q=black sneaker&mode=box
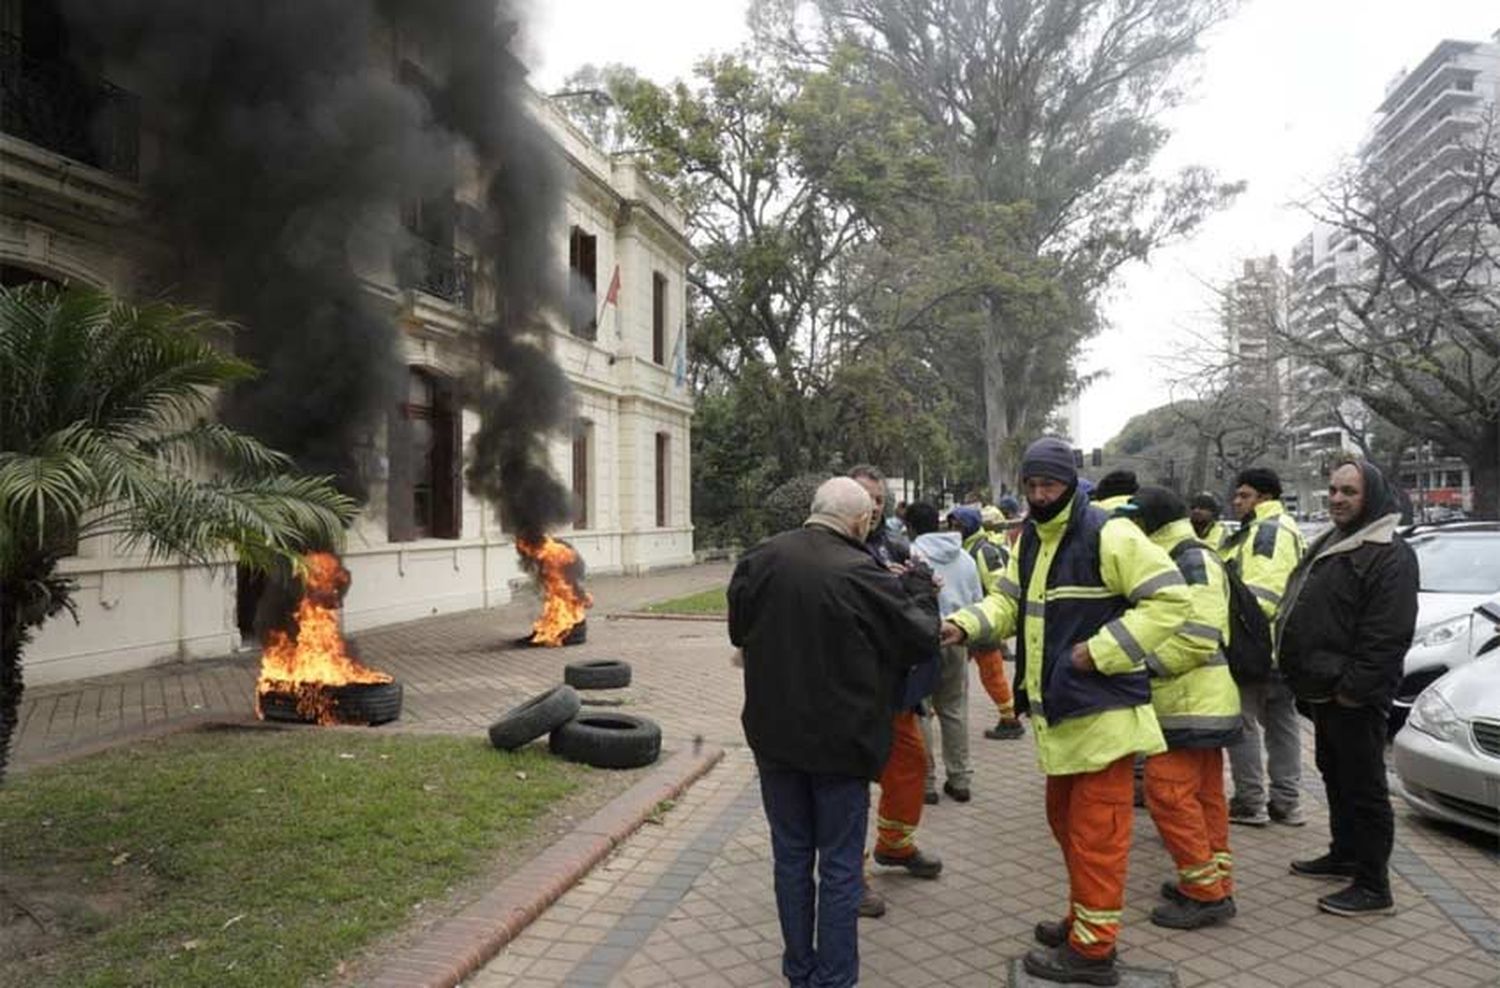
[873,847,943,879]
[1023,943,1120,986]
[1318,884,1395,917]
[924,788,940,805]
[985,719,1025,740]
[1034,918,1069,948]
[1149,895,1236,929]
[1291,854,1357,879]
[943,780,971,803]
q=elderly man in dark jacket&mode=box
[730,476,940,987]
[1275,457,1418,918]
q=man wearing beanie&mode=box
[1222,466,1307,828]
[1189,492,1227,549]
[1093,469,1139,513]
[941,437,1191,985]
[1127,487,1242,931]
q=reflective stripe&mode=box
[875,816,916,850]
[1024,599,1046,618]
[1205,650,1228,667]
[960,604,993,641]
[1156,713,1243,732]
[1047,585,1117,601]
[996,576,1023,598]
[1145,653,1168,677]
[1072,903,1122,925]
[1179,861,1220,884]
[1106,619,1147,664]
[1129,569,1185,602]
[1181,621,1222,642]
[1249,585,1282,605]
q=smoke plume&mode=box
[59,0,575,538]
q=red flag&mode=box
[603,265,621,306]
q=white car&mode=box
[1392,643,1500,837]
[1391,524,1500,735]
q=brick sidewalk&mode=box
[13,560,1499,986]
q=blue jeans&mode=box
[756,762,869,988]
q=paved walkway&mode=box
[13,561,1500,986]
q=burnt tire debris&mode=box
[259,681,403,726]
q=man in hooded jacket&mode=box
[1275,457,1418,918]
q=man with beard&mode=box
[941,437,1190,986]
[1275,458,1418,917]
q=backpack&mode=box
[1169,540,1273,684]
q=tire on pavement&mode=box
[549,713,662,769]
[563,659,632,691]
[488,685,582,751]
[259,681,404,726]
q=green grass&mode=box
[641,586,727,616]
[0,729,585,988]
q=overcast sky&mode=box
[520,0,1499,449]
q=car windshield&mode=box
[1410,533,1500,593]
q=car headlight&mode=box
[1407,687,1462,742]
[1413,614,1472,649]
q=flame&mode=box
[518,537,592,646]
[255,552,392,724]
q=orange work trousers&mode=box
[875,711,927,857]
[1045,755,1134,959]
[970,646,1015,719]
[1145,747,1232,899]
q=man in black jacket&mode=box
[730,476,940,987]
[1275,457,1418,918]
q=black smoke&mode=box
[59,0,575,538]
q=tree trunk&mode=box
[0,612,29,784]
[981,316,1014,500]
[1471,422,1499,519]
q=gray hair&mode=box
[806,477,873,537]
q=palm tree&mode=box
[0,283,358,781]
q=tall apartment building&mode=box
[1222,254,1288,424]
[1283,31,1499,516]
[1,4,697,684]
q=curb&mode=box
[605,611,727,623]
[363,743,726,988]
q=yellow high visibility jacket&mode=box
[962,530,1010,596]
[1145,519,1242,749]
[1196,520,1228,552]
[949,495,1189,775]
[1220,500,1305,621]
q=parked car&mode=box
[1392,640,1500,837]
[1390,523,1500,736]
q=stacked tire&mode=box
[486,659,660,769]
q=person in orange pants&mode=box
[873,710,943,878]
[1044,755,1136,958]
[1147,748,1233,903]
[973,644,1024,739]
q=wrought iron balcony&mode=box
[0,33,139,180]
[397,239,475,308]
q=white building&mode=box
[2,25,695,686]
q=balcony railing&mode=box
[397,240,474,308]
[0,32,139,180]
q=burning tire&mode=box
[487,685,582,751]
[259,681,403,726]
[549,713,661,769]
[563,659,632,691]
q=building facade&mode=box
[1,16,695,686]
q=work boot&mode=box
[942,779,971,803]
[1022,943,1120,986]
[872,846,943,879]
[985,718,1025,740]
[924,787,940,805]
[1318,884,1396,917]
[858,884,886,919]
[1291,854,1357,879]
[1034,918,1069,948]
[1269,802,1306,827]
[1149,894,1236,929]
[1228,804,1270,827]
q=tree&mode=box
[1289,112,1500,516]
[755,0,1242,495]
[0,284,357,780]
